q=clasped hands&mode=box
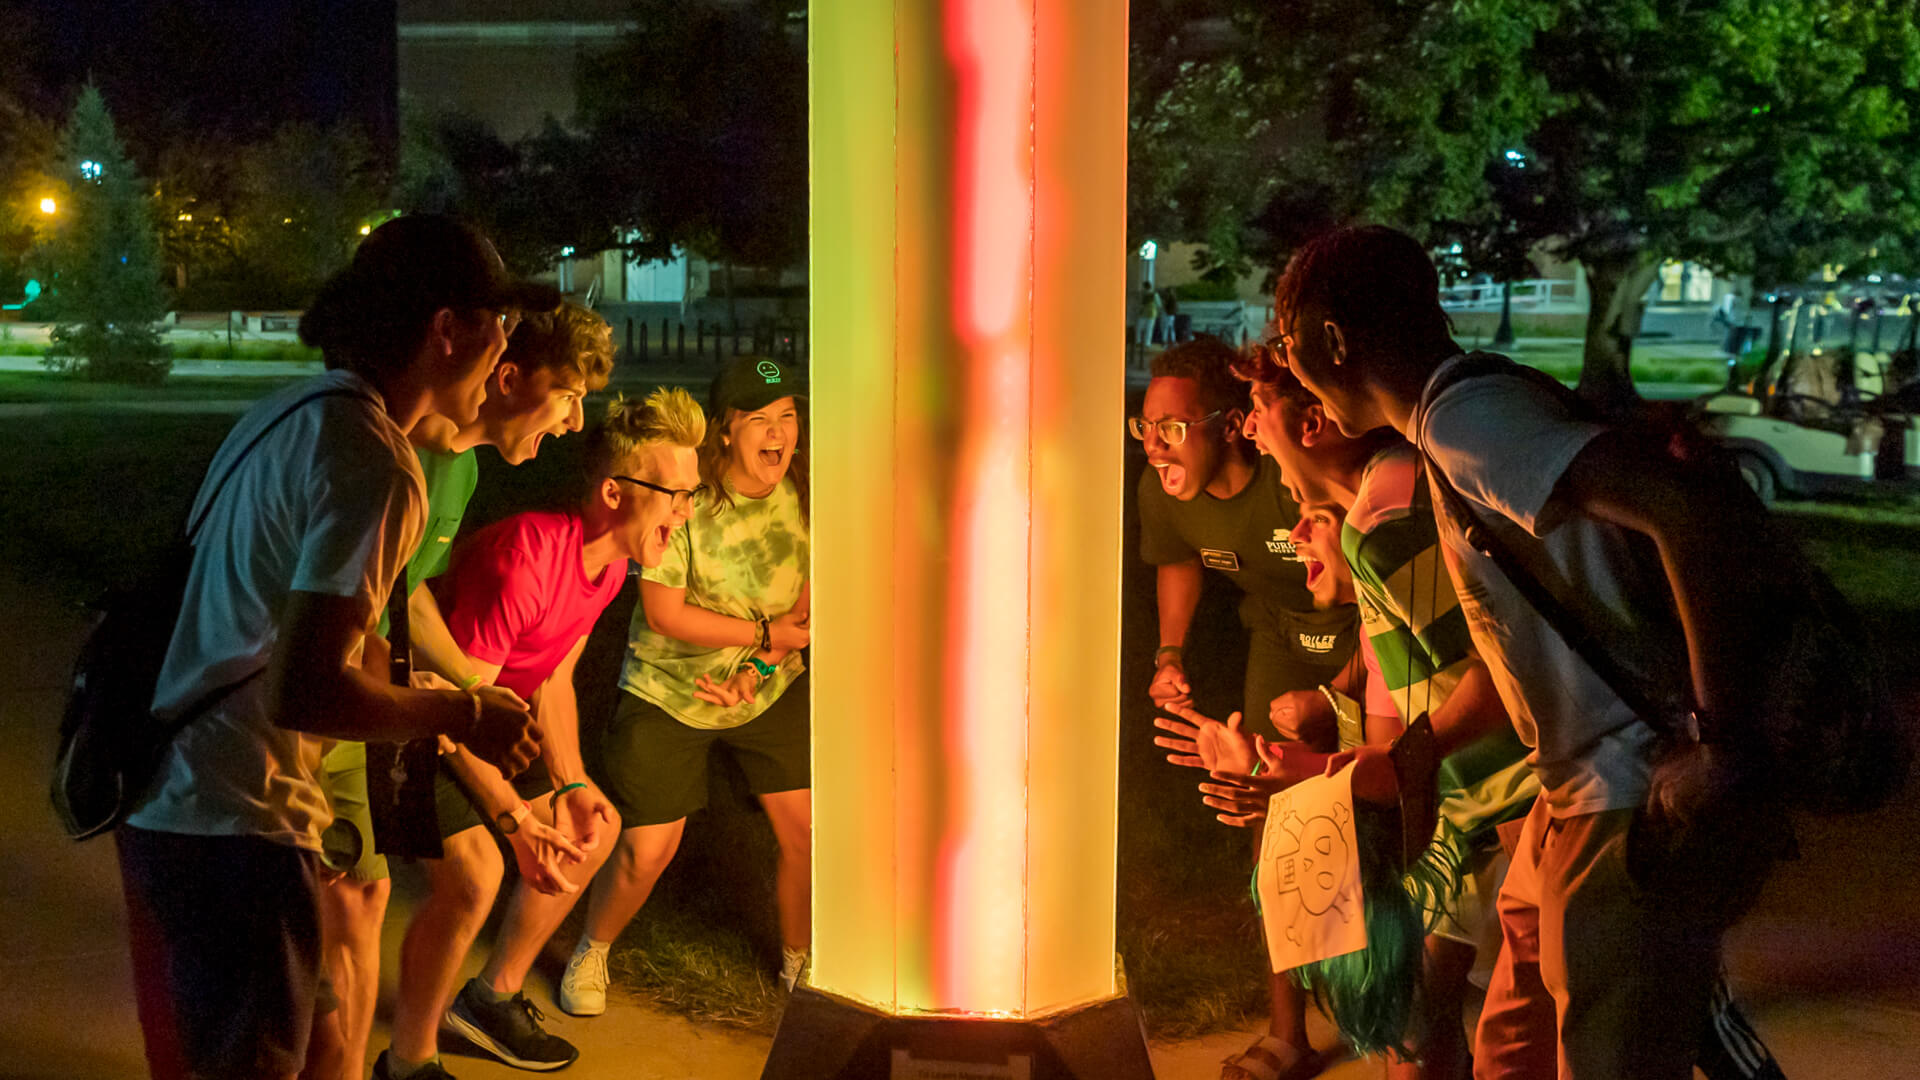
[1154,701,1395,827]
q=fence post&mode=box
[677,321,687,362]
[626,318,635,362]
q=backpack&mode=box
[1419,352,1908,818]
[50,387,371,840]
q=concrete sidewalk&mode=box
[2,559,1916,1078]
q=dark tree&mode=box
[45,85,170,383]
[574,0,808,280]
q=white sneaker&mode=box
[780,947,809,992]
[558,942,610,1016]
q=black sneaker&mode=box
[371,1051,459,1080]
[443,978,580,1072]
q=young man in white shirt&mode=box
[117,215,551,1080]
[1265,225,1782,1079]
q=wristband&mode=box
[459,687,482,741]
[550,781,588,813]
[757,615,773,652]
[460,674,483,691]
[1153,645,1183,667]
[743,656,778,680]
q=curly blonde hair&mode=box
[504,301,616,390]
[583,387,706,484]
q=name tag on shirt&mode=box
[1200,548,1241,572]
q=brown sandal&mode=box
[1220,1036,1330,1080]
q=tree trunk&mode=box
[1577,251,1660,417]
[1492,280,1516,348]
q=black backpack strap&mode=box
[1418,449,1679,738]
[1414,355,1682,736]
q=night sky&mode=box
[7,0,398,165]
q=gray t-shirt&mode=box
[1412,354,1666,817]
[127,370,426,850]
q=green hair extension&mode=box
[1403,815,1474,935]
[1290,804,1427,1058]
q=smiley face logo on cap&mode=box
[756,360,782,384]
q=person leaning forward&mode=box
[115,214,550,1080]
[1268,224,1785,1080]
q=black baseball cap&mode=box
[710,355,808,416]
[350,214,562,316]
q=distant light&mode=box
[283,217,293,224]
[1869,274,1883,283]
[1504,149,1528,167]
[1138,239,1157,261]
[560,245,576,257]
[79,160,102,181]
[177,212,192,222]
[1450,243,1463,254]
[359,224,371,235]
[38,198,56,215]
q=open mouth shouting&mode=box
[1150,459,1186,495]
[1301,552,1326,591]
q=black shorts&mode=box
[117,826,321,1079]
[596,674,810,827]
[431,756,556,841]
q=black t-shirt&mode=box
[1137,454,1315,636]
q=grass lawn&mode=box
[1,405,1915,1041]
[0,370,306,404]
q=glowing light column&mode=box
[776,0,1142,1074]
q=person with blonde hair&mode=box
[563,355,812,1013]
[374,388,707,1080]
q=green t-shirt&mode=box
[1342,443,1534,839]
[621,475,809,730]
[377,447,479,637]
[1137,453,1313,635]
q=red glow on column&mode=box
[934,0,1035,1012]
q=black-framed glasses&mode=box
[1127,409,1223,446]
[1245,331,1295,371]
[613,476,708,514]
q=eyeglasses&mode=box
[612,476,708,514]
[1127,410,1223,446]
[1246,332,1295,371]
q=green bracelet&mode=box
[742,656,777,680]
[550,781,588,811]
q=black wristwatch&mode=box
[757,615,773,652]
[495,801,530,836]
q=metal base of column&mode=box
[760,986,1155,1080]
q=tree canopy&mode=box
[1129,0,1920,405]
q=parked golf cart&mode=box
[1692,281,1920,503]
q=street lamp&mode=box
[38,198,56,215]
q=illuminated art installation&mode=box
[763,0,1146,1076]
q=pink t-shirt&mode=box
[435,510,626,700]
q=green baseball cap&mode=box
[710,355,808,416]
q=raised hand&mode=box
[553,783,617,853]
[694,667,761,707]
[465,684,539,778]
[509,818,587,896]
[1147,657,1192,711]
[1269,688,1335,747]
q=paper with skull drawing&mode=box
[1257,762,1365,972]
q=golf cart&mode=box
[1693,281,1920,503]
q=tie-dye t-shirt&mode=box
[621,475,809,730]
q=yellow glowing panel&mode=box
[809,0,1126,1018]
